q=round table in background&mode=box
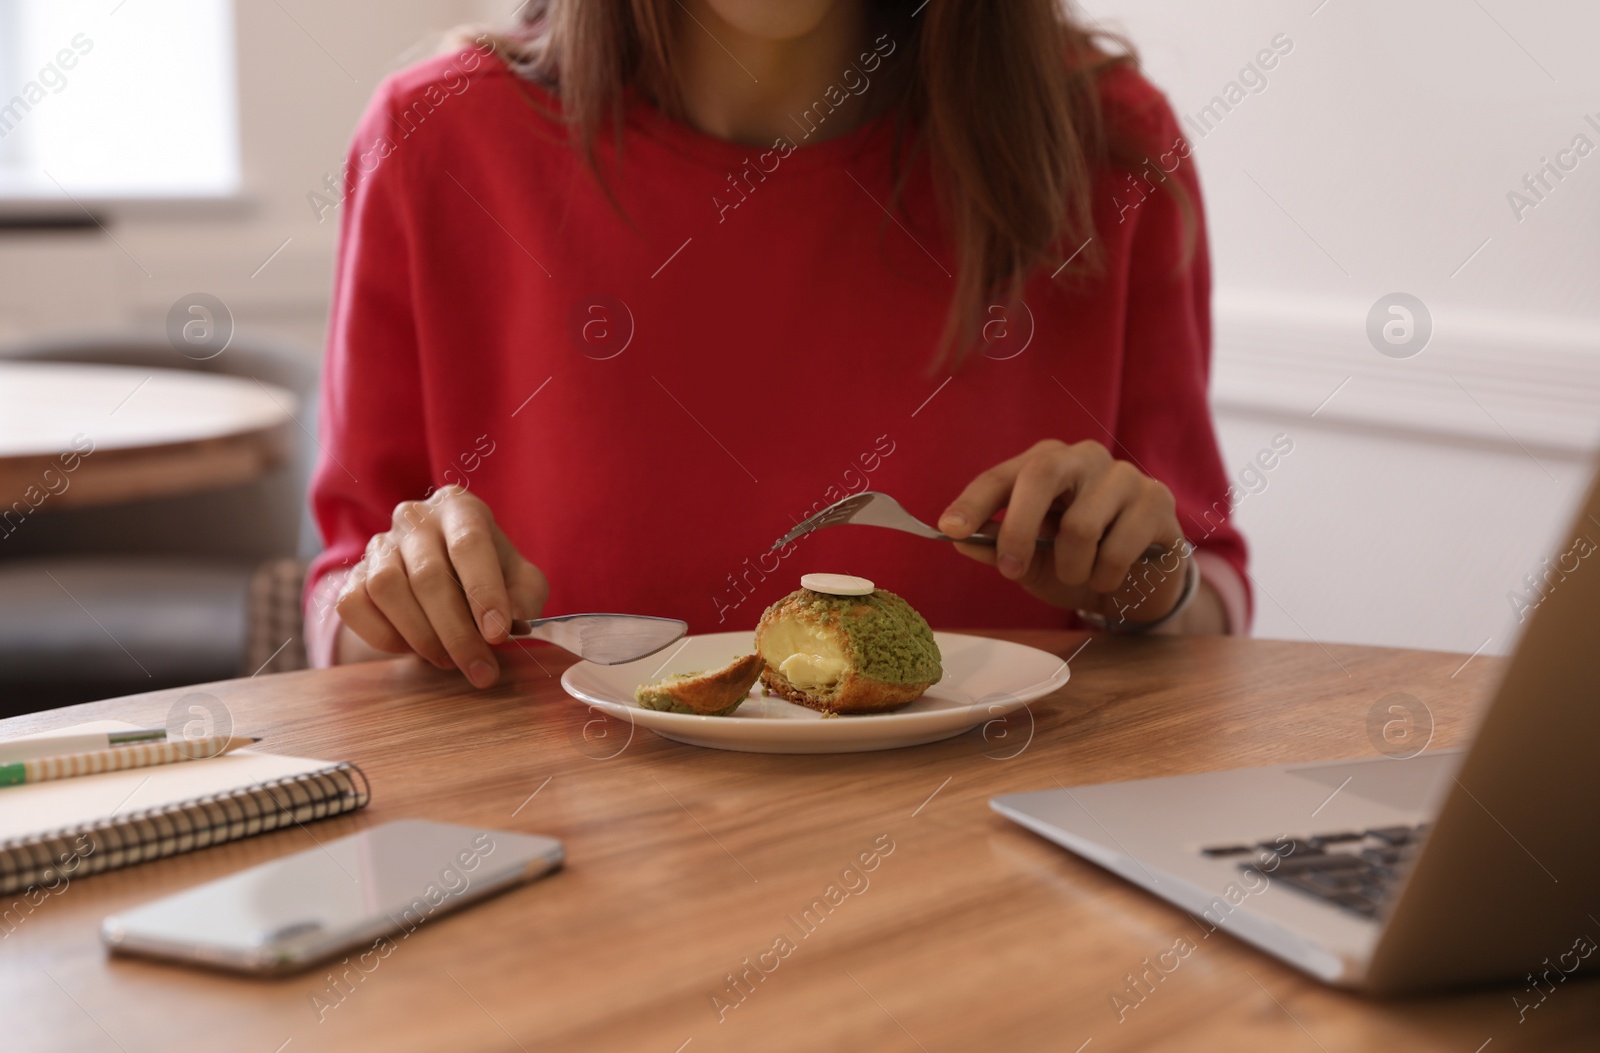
[0,361,298,510]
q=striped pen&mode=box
[0,727,167,764]
[0,736,259,787]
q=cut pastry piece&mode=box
[634,654,765,716]
[755,584,942,714]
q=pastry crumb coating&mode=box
[755,588,941,714]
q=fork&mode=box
[772,491,1038,550]
[771,490,1166,558]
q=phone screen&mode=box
[102,820,563,974]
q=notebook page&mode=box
[0,721,339,841]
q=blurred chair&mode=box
[0,332,319,714]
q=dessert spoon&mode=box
[507,614,687,665]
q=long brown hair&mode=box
[487,1,1152,361]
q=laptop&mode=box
[991,465,1600,994]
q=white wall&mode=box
[0,0,489,353]
[2,0,1595,656]
[1087,0,1600,654]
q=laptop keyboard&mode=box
[1199,824,1428,920]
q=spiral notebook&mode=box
[0,720,369,896]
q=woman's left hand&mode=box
[938,439,1190,625]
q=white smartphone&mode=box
[101,820,563,974]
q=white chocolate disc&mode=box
[801,573,875,596]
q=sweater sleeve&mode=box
[1110,92,1252,632]
[302,78,434,666]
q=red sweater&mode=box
[304,45,1249,661]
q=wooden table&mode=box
[2,633,1594,1052]
[0,361,295,510]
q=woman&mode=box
[305,0,1249,686]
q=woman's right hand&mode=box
[336,487,549,687]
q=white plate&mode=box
[558,631,1070,754]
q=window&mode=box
[0,0,239,206]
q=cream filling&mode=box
[779,652,848,690]
[761,622,849,690]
